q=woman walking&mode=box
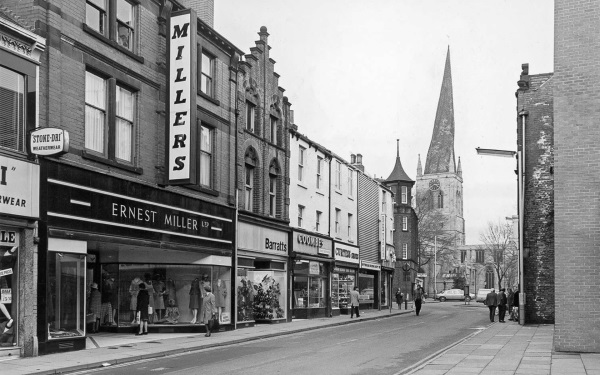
[136,283,150,336]
[201,284,217,337]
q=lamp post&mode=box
[476,147,525,325]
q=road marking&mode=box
[336,339,358,345]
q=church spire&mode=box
[417,154,423,177]
[424,46,456,175]
[386,139,413,182]
[457,156,462,178]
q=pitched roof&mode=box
[386,140,413,182]
[424,47,456,175]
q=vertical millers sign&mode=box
[167,9,198,185]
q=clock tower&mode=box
[416,47,465,246]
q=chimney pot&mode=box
[351,154,356,164]
[357,154,363,164]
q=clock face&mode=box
[429,179,440,191]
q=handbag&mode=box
[208,314,220,331]
[148,306,153,315]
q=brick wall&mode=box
[516,69,555,325]
[554,0,600,352]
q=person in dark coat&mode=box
[507,288,515,320]
[414,286,424,316]
[512,289,520,322]
[497,288,508,323]
[395,289,403,309]
[484,289,498,322]
[136,283,150,335]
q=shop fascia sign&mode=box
[0,156,39,218]
[0,228,18,279]
[29,127,70,156]
[333,242,359,264]
[293,231,332,257]
[417,273,427,278]
[360,260,381,271]
[166,9,198,185]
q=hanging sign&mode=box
[166,9,198,185]
[1,289,11,304]
[0,269,13,277]
[29,128,70,156]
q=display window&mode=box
[358,273,375,304]
[0,244,17,346]
[381,273,389,306]
[237,268,287,322]
[332,268,355,309]
[293,261,328,309]
[47,252,87,339]
[87,264,231,327]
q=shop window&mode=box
[381,275,388,306]
[358,273,374,304]
[86,0,137,52]
[293,261,327,309]
[0,244,18,345]
[331,270,355,309]
[199,125,213,187]
[48,252,86,339]
[0,66,25,152]
[112,264,231,326]
[237,266,286,322]
[199,50,215,97]
[85,70,137,165]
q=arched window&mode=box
[244,147,258,212]
[269,159,281,217]
[438,191,444,209]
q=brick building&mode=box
[515,64,554,325]
[4,0,244,354]
[384,141,418,299]
[554,0,600,353]
[235,26,292,325]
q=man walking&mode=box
[349,286,360,318]
[512,289,520,322]
[497,288,508,323]
[484,289,498,322]
[395,289,403,310]
[414,286,424,316]
[507,288,514,320]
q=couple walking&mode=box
[484,288,508,323]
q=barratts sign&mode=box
[167,9,197,185]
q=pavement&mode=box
[0,302,598,375]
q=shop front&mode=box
[332,242,359,315]
[236,221,289,327]
[290,231,332,319]
[37,160,234,355]
[359,261,380,310]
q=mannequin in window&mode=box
[215,279,227,322]
[189,278,201,324]
[165,278,177,308]
[200,274,211,319]
[88,283,101,333]
[154,275,165,322]
[0,247,15,331]
[165,298,180,324]
[129,277,142,324]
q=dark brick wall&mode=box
[516,69,555,325]
[554,0,600,353]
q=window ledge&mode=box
[297,183,307,190]
[83,24,144,64]
[335,189,342,196]
[198,91,220,106]
[82,150,143,174]
[347,196,354,201]
[315,191,325,196]
[185,184,220,197]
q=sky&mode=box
[214,0,554,244]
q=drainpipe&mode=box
[518,110,527,325]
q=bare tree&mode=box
[479,220,519,289]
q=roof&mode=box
[386,155,413,183]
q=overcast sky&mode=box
[215,0,554,244]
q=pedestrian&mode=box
[414,285,424,316]
[512,289,520,322]
[136,282,149,336]
[507,288,514,321]
[201,284,217,337]
[497,288,507,323]
[88,283,101,333]
[395,289,403,309]
[349,286,360,318]
[484,288,498,322]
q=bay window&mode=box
[0,66,25,152]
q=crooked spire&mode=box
[386,139,413,182]
[424,46,456,175]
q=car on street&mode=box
[436,289,475,302]
[476,288,493,303]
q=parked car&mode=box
[476,288,493,303]
[436,289,475,302]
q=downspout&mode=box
[232,54,240,329]
[518,110,527,325]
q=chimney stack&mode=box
[355,154,365,172]
[180,0,214,27]
[351,154,356,164]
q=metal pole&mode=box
[518,150,525,325]
[434,235,437,299]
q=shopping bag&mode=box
[148,306,153,315]
[208,314,219,331]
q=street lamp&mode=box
[476,147,525,325]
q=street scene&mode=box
[1,0,599,374]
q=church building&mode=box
[415,48,465,295]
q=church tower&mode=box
[416,47,465,246]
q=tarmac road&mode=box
[73,301,490,375]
